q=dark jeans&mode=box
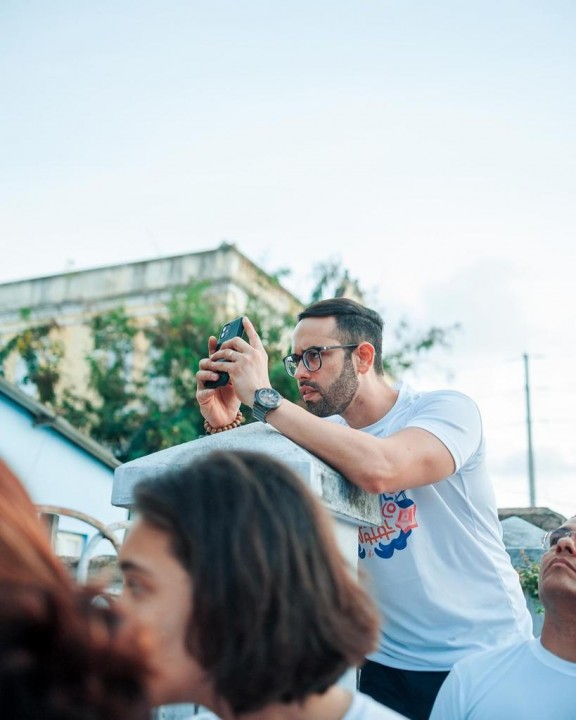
[358,659,449,720]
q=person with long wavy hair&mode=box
[0,459,151,720]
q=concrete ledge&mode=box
[113,423,380,527]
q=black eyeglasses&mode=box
[283,344,358,377]
[541,527,576,550]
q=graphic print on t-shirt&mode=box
[358,491,418,560]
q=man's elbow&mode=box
[356,468,405,495]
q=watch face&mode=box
[257,388,281,408]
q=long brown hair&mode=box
[0,459,150,720]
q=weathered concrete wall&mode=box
[113,423,381,528]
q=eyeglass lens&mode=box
[302,349,322,370]
[543,528,576,548]
[284,349,321,376]
[283,344,358,377]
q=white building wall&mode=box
[0,395,127,553]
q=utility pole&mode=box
[523,353,536,506]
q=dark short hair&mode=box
[133,450,379,714]
[298,298,384,375]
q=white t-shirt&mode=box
[429,637,576,719]
[181,693,405,720]
[332,382,533,671]
[343,691,408,719]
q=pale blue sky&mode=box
[1,1,575,514]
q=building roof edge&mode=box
[0,376,120,470]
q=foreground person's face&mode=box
[118,518,208,707]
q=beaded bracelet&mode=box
[203,410,245,435]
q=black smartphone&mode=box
[204,316,246,389]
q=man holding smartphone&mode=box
[196,298,532,720]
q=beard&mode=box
[304,354,359,417]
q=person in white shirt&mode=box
[119,449,406,720]
[196,297,533,720]
[430,515,576,719]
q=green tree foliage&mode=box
[310,260,460,376]
[383,319,460,377]
[517,561,541,602]
[0,310,64,405]
[59,307,143,460]
[516,552,544,615]
[0,263,458,462]
[59,283,284,461]
[135,282,216,455]
[309,260,352,303]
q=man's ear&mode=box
[355,342,375,374]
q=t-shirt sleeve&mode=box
[405,390,482,471]
[429,667,466,720]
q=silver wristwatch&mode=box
[252,388,283,423]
